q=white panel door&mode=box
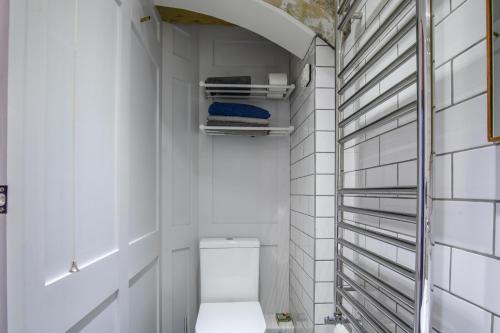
[161,23,199,333]
[6,0,161,331]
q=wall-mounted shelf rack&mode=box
[200,125,294,137]
[200,82,295,100]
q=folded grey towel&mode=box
[207,115,269,125]
[205,76,251,96]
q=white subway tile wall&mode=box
[336,0,418,330]
[290,37,336,333]
[431,0,500,331]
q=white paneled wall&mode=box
[431,0,500,331]
[290,37,336,333]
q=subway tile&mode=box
[315,261,334,282]
[433,200,494,254]
[316,88,335,109]
[453,146,500,200]
[316,153,335,174]
[433,154,452,198]
[433,0,451,23]
[398,160,417,186]
[316,239,335,260]
[432,287,492,333]
[432,244,451,290]
[380,122,417,164]
[453,40,487,103]
[316,196,335,217]
[344,137,379,171]
[316,218,335,239]
[315,109,335,131]
[316,175,336,195]
[434,61,452,110]
[434,94,488,154]
[316,132,335,153]
[496,203,500,257]
[366,164,397,188]
[314,282,334,303]
[315,67,335,88]
[434,0,485,66]
[316,46,335,67]
[451,249,500,314]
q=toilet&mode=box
[195,238,266,333]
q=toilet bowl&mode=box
[195,238,266,333]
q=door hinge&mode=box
[0,185,7,214]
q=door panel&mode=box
[172,248,189,333]
[162,23,199,333]
[129,25,159,243]
[7,0,161,331]
[129,260,160,333]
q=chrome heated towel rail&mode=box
[333,0,432,332]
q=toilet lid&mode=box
[195,302,266,333]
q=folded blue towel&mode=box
[208,102,271,119]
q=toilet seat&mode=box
[195,301,266,333]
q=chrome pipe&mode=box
[337,0,363,32]
[338,73,417,127]
[339,44,416,95]
[338,46,416,106]
[339,205,417,223]
[338,239,415,280]
[338,288,391,333]
[415,0,433,331]
[339,255,415,312]
[339,271,414,333]
[339,186,417,196]
[339,102,417,143]
[337,303,366,333]
[338,222,416,251]
[338,0,415,78]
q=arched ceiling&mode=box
[155,0,335,58]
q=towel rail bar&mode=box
[339,36,415,95]
[336,303,366,332]
[338,0,363,32]
[339,272,414,333]
[338,45,416,107]
[338,288,391,333]
[339,101,417,143]
[339,256,415,312]
[339,205,417,224]
[338,73,417,128]
[339,186,417,196]
[338,222,416,251]
[338,239,415,280]
[338,0,415,78]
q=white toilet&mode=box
[195,238,266,333]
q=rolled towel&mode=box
[208,102,270,119]
[206,120,268,127]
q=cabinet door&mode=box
[7,0,161,331]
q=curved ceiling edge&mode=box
[154,0,317,58]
